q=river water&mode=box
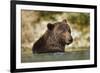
[21,50,90,63]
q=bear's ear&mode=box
[62,19,67,23]
[47,23,54,30]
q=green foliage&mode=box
[37,11,90,30]
[67,13,90,29]
[38,11,62,21]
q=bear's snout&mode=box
[63,32,73,45]
[67,36,73,44]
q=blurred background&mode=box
[21,10,90,62]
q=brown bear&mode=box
[32,19,73,53]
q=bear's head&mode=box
[47,19,73,45]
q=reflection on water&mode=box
[21,50,90,63]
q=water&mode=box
[21,50,90,63]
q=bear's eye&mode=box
[62,28,71,33]
[66,25,71,33]
[62,28,66,32]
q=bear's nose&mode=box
[69,37,73,43]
